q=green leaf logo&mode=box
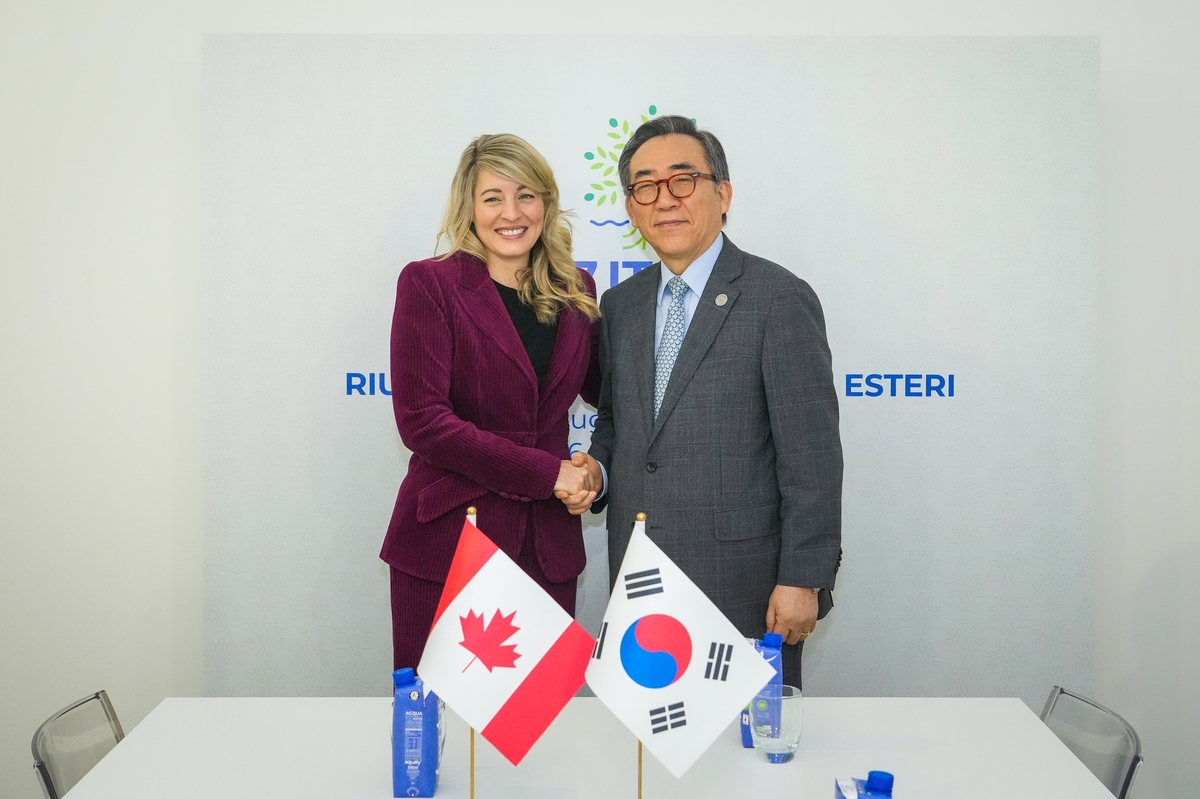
[582,105,660,250]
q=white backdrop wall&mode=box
[203,36,1096,705]
[1,4,1197,799]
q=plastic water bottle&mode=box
[835,771,895,798]
[740,633,783,747]
[392,667,442,797]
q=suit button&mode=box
[645,462,657,473]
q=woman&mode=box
[381,134,602,670]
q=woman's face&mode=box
[472,169,546,268]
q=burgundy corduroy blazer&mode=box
[380,251,600,585]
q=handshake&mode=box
[554,452,604,516]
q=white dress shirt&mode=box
[654,233,724,354]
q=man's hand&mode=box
[554,457,594,494]
[572,451,603,491]
[554,452,603,516]
[765,585,819,646]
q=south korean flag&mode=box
[585,514,775,777]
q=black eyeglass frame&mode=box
[625,172,719,205]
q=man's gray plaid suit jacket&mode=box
[589,237,843,635]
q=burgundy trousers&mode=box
[390,531,578,670]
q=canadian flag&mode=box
[416,516,595,765]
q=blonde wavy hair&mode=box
[438,134,600,323]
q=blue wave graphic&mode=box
[589,219,631,227]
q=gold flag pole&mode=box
[636,514,646,799]
[637,740,643,799]
[466,509,477,799]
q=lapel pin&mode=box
[715,293,728,307]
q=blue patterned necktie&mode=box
[654,275,689,418]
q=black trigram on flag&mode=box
[592,622,609,659]
[624,568,663,599]
[704,642,733,681]
[649,702,687,734]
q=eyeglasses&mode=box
[626,172,718,205]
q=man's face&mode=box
[624,134,732,271]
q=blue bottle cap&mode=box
[393,667,416,687]
[762,632,784,648]
[866,771,894,795]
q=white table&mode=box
[66,696,1111,798]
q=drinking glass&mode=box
[749,684,803,763]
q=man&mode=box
[562,116,842,686]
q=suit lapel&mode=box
[456,253,538,390]
[650,240,745,442]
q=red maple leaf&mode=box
[459,609,521,672]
